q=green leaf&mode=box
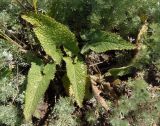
[62,74,74,96]
[63,57,88,107]
[24,62,56,121]
[22,13,79,64]
[107,66,133,77]
[81,31,135,54]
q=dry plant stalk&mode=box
[90,75,109,111]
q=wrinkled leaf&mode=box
[63,57,88,107]
[24,62,56,121]
[62,74,74,96]
[81,31,135,54]
[22,13,79,64]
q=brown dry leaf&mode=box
[33,100,49,119]
[136,21,148,46]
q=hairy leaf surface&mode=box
[81,31,135,54]
[24,62,56,121]
[22,13,79,64]
[64,57,87,107]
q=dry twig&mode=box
[90,75,109,111]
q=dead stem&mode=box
[90,75,109,111]
[0,31,27,53]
